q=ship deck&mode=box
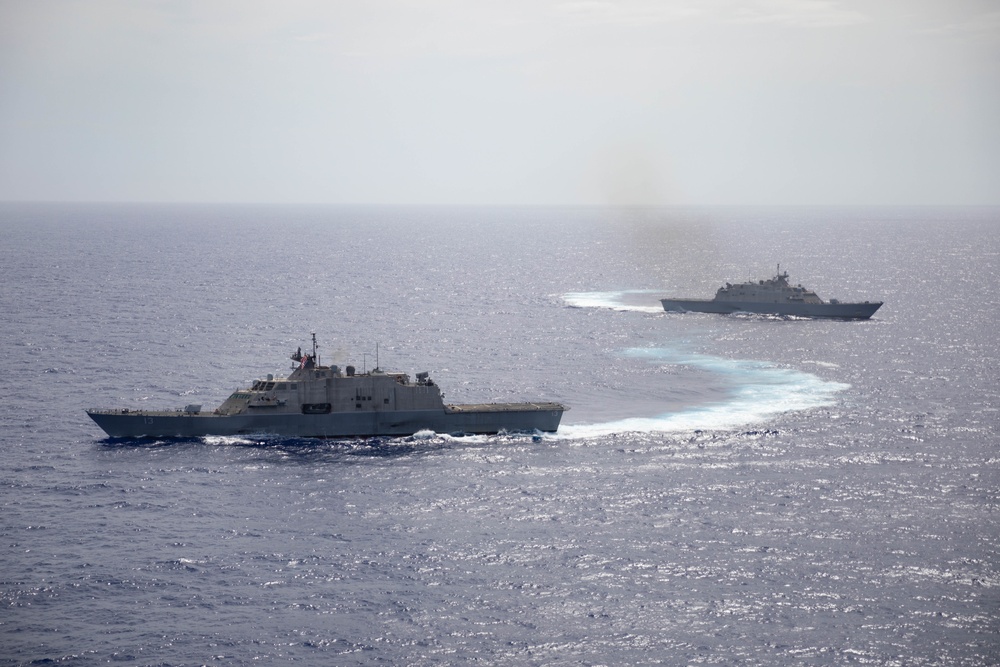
[445,402,566,413]
[89,403,568,418]
[87,408,213,417]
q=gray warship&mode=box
[87,335,566,438]
[660,267,882,319]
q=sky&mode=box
[1,0,998,205]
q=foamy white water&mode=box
[558,346,848,438]
[562,290,665,313]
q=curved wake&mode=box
[559,347,848,438]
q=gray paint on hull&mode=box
[660,298,882,319]
[660,269,883,319]
[86,336,567,440]
[87,404,565,439]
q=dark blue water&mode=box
[2,203,998,665]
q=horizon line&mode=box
[2,200,999,208]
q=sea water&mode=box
[1,203,998,665]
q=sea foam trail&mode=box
[562,290,664,313]
[557,347,849,438]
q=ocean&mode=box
[1,203,998,666]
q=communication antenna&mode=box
[311,332,318,366]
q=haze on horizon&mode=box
[1,0,998,207]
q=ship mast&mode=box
[311,332,318,366]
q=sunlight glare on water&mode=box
[1,204,997,666]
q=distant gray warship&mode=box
[87,335,566,438]
[661,267,882,319]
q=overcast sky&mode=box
[1,0,998,205]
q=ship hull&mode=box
[87,404,565,439]
[660,298,882,319]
